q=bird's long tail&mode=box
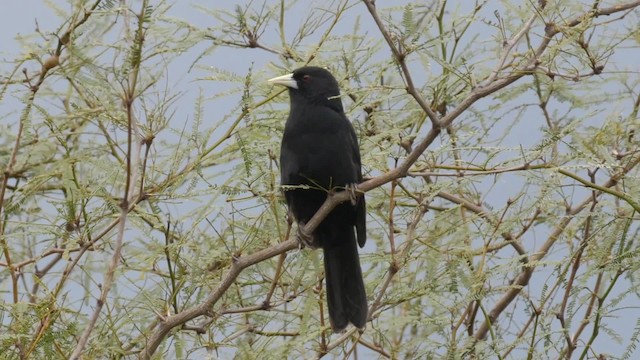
[323,230,367,332]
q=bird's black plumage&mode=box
[269,66,367,332]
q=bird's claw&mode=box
[297,224,318,249]
[346,183,358,206]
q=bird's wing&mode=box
[346,117,367,248]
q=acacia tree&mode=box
[1,0,639,359]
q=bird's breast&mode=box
[281,110,358,188]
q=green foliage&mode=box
[0,0,639,359]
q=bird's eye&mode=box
[302,75,311,82]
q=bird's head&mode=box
[268,66,344,112]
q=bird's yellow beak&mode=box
[267,73,298,89]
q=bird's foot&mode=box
[286,210,294,226]
[345,183,359,206]
[296,223,318,249]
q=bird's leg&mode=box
[296,221,317,249]
[286,209,294,230]
[286,210,304,252]
[345,183,358,206]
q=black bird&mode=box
[268,67,367,332]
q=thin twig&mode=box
[69,2,148,357]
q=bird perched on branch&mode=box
[268,66,367,332]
